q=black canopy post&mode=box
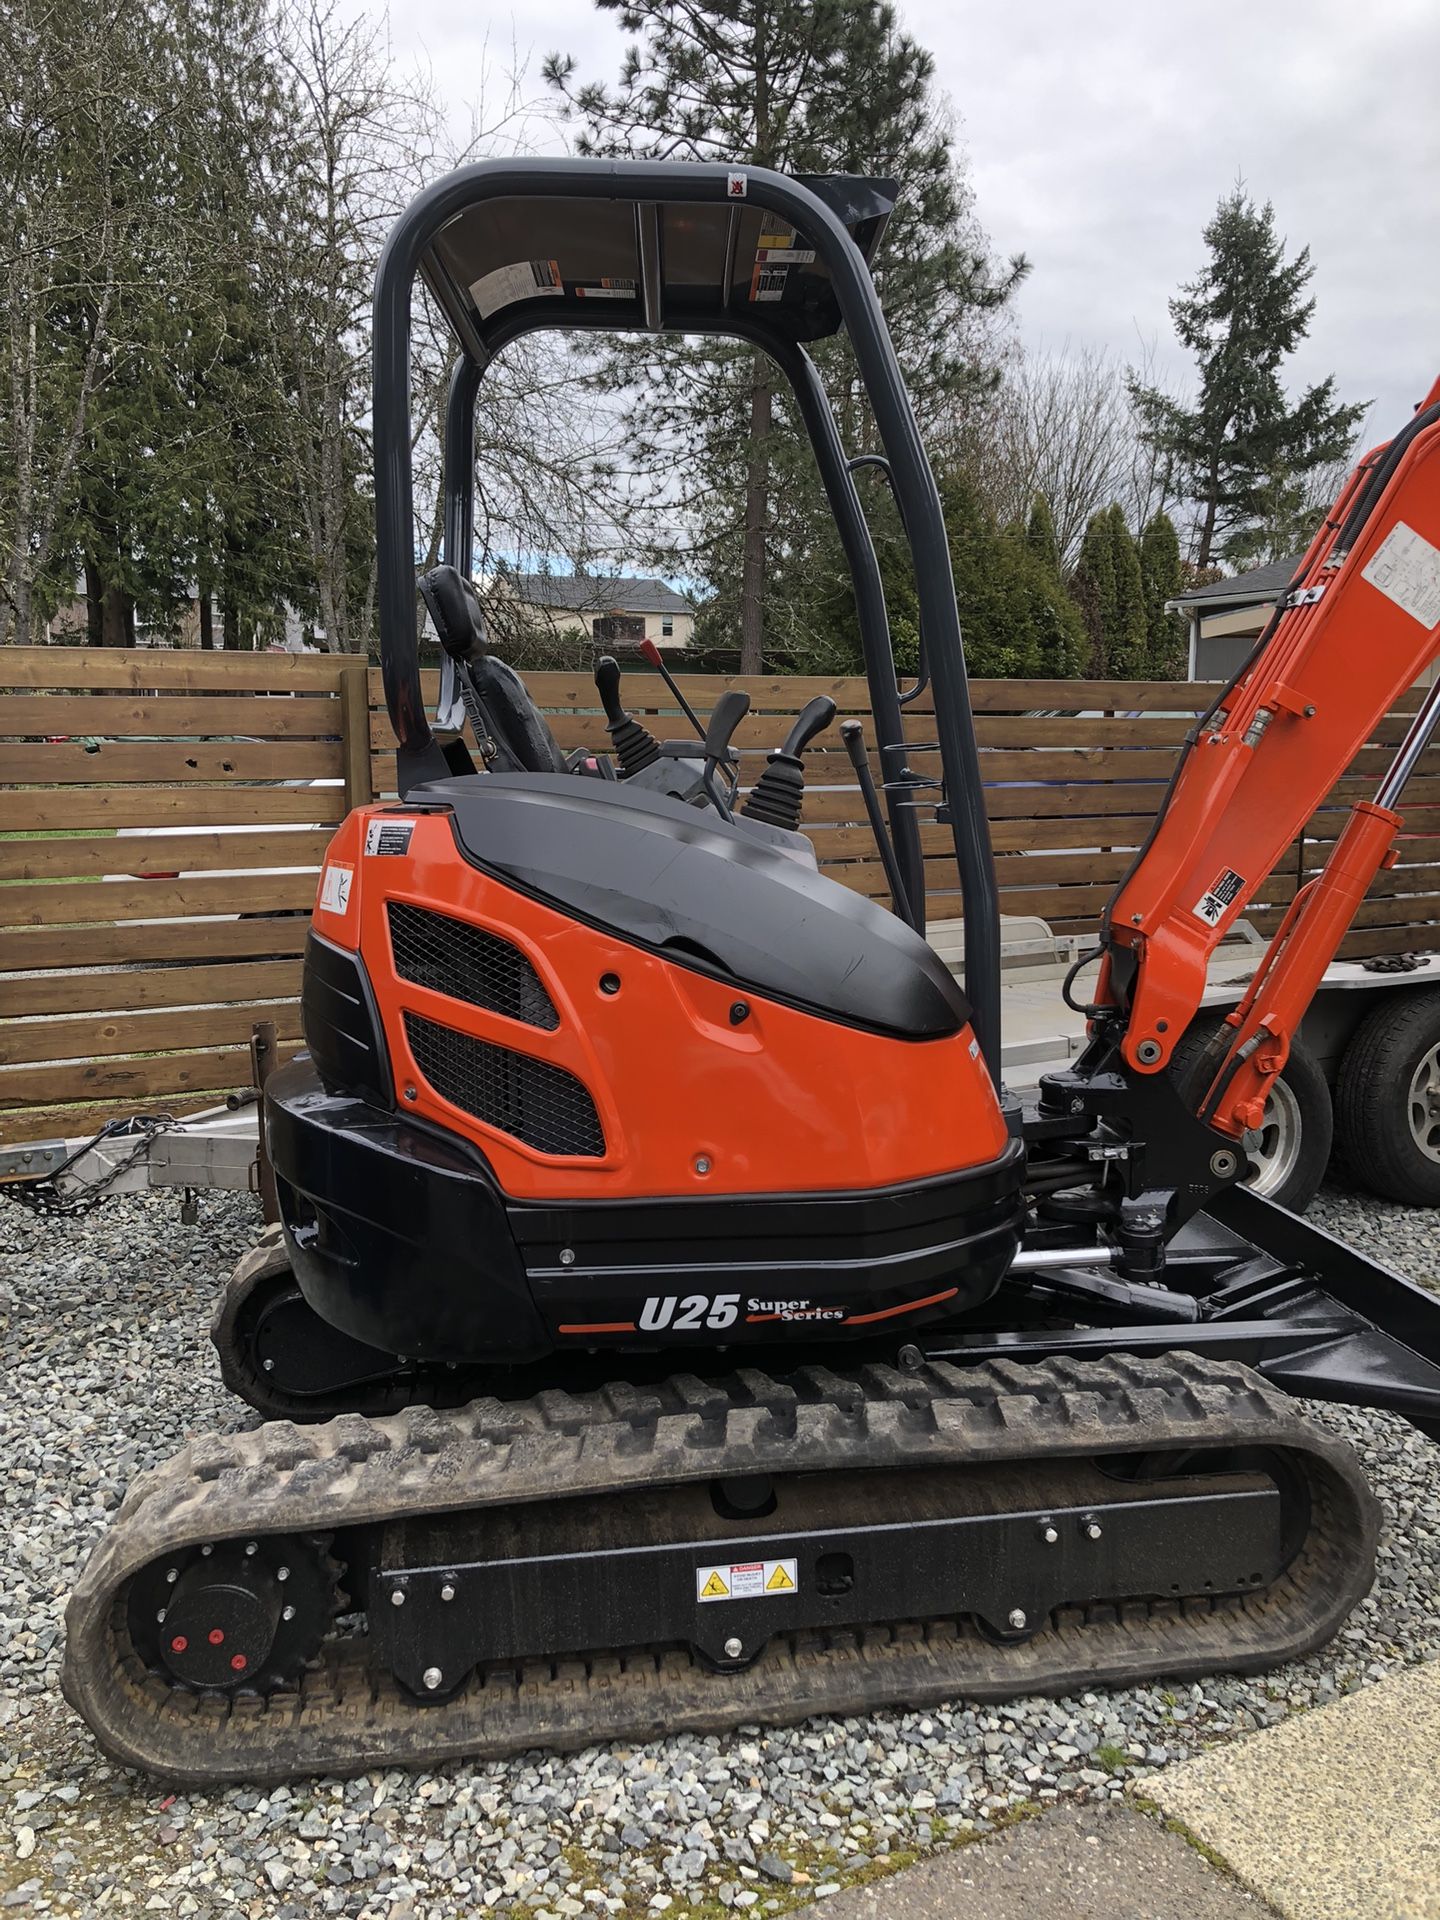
[767,337,926,930]
[371,157,1001,1076]
[442,355,481,573]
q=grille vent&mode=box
[388,900,558,1030]
[404,1011,605,1158]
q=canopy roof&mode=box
[420,174,897,358]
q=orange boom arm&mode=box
[1101,375,1440,1140]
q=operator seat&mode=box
[418,565,568,776]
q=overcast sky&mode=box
[377,0,1438,451]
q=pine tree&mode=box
[36,0,205,644]
[1130,187,1366,569]
[174,0,314,650]
[546,0,1024,671]
[1139,512,1187,677]
[1106,505,1147,678]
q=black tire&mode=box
[1170,1018,1332,1214]
[1335,989,1440,1206]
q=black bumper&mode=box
[266,1059,1026,1365]
[266,1059,548,1362]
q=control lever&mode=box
[841,720,917,928]
[740,695,837,832]
[594,655,661,778]
[639,638,706,739]
[701,689,751,821]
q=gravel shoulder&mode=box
[2,1182,1438,1920]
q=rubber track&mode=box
[62,1352,1379,1785]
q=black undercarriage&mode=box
[68,1347,1380,1785]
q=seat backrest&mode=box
[418,565,487,660]
[417,565,568,776]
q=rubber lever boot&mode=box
[594,655,660,778]
[740,695,838,831]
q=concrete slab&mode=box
[1142,1660,1440,1920]
[811,1802,1270,1918]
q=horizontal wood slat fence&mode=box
[5,645,1440,1147]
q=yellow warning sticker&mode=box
[695,1558,798,1602]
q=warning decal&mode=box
[318,862,352,915]
[1193,866,1244,928]
[748,226,811,304]
[468,259,563,318]
[696,1558,799,1602]
[364,818,415,857]
[1362,522,1440,631]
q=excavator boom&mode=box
[1103,376,1440,1137]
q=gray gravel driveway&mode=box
[1,1183,1437,1918]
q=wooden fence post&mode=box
[340,662,374,811]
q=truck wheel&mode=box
[1171,1019,1332,1213]
[1335,990,1440,1206]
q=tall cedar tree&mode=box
[813,473,1083,679]
[1023,490,1085,675]
[547,0,1023,671]
[1106,504,1147,678]
[1025,491,1062,577]
[1139,512,1186,677]
[1071,509,1115,676]
[1130,188,1365,569]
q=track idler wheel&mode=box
[128,1534,340,1696]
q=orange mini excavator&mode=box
[62,159,1440,1784]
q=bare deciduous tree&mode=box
[950,337,1185,566]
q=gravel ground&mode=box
[2,1182,1438,1920]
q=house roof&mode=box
[1169,554,1302,611]
[513,572,691,616]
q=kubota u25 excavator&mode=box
[61,159,1440,1784]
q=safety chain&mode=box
[1361,951,1426,974]
[1,1113,181,1218]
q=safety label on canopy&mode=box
[695,1558,798,1602]
[469,258,563,318]
[1362,522,1440,631]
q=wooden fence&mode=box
[6,644,1440,1148]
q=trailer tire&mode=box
[1171,1019,1331,1213]
[1335,989,1440,1206]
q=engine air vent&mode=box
[403,1011,605,1158]
[388,900,558,1030]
